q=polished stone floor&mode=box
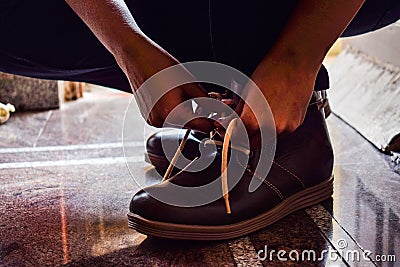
[0,86,399,266]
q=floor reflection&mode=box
[1,87,398,266]
[356,177,399,265]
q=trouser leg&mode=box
[343,0,400,37]
[1,0,399,93]
[0,1,214,93]
[209,0,400,91]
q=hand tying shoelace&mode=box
[161,92,247,214]
[160,91,331,215]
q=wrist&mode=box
[113,36,179,90]
[112,33,147,70]
[265,41,327,77]
[254,53,320,94]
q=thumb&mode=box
[239,103,259,137]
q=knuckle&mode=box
[147,117,164,128]
[299,115,306,125]
[287,125,298,133]
[276,120,302,134]
[152,120,164,128]
[275,123,285,134]
[287,120,301,132]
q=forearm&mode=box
[65,0,178,88]
[66,0,212,131]
[65,0,143,57]
[240,0,366,134]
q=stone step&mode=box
[329,47,400,153]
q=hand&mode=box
[143,82,215,131]
[65,0,215,132]
[225,0,365,137]
[117,40,214,132]
[239,59,318,136]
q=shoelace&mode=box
[161,118,240,214]
[160,91,243,214]
[220,117,239,214]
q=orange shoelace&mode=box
[162,117,244,214]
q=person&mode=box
[1,0,399,240]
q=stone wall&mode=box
[0,73,59,111]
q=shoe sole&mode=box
[128,176,333,240]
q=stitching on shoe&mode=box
[237,160,284,200]
[262,179,284,200]
[272,160,305,188]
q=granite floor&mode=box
[0,86,399,266]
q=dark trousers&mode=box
[0,0,399,93]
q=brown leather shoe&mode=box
[129,92,334,240]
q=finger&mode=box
[184,82,209,98]
[161,100,214,133]
[184,83,234,115]
[234,99,245,115]
[221,99,235,106]
[184,117,214,133]
[239,103,259,137]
